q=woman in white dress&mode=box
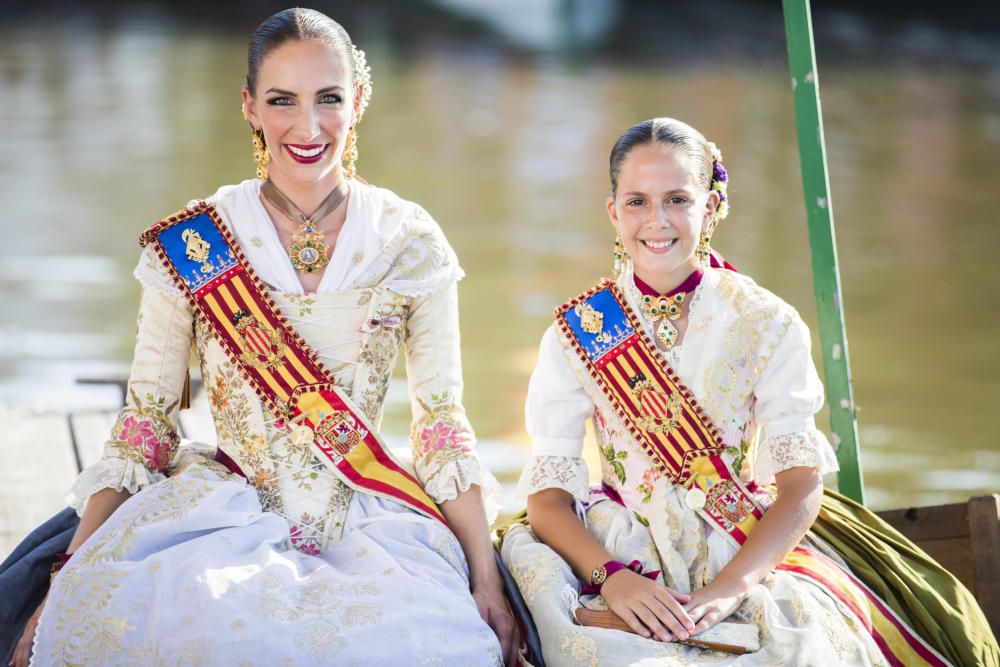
[500,117,996,666]
[12,8,515,666]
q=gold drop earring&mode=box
[343,125,359,179]
[696,217,717,267]
[613,234,630,278]
[696,230,713,266]
[242,102,269,181]
[251,130,270,181]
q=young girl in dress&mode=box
[501,117,996,666]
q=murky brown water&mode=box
[1,5,998,509]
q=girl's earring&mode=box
[613,234,630,278]
[696,230,713,266]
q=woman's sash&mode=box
[139,201,446,526]
[557,279,950,667]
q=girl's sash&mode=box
[557,279,950,667]
[558,279,764,549]
[139,202,446,526]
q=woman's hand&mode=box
[600,568,695,642]
[437,486,517,665]
[683,579,747,636]
[472,581,518,667]
[11,598,44,667]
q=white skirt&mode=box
[32,465,502,666]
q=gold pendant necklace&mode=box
[260,179,348,274]
[642,292,686,348]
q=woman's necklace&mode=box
[637,271,703,349]
[260,179,348,274]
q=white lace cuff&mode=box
[516,455,590,504]
[66,456,166,515]
[754,429,839,485]
[133,244,183,298]
[419,453,504,525]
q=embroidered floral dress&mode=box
[31,179,503,666]
[501,266,904,666]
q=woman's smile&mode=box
[285,143,329,163]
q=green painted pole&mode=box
[782,0,865,503]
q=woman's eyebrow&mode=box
[265,87,297,96]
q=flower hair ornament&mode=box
[344,43,373,179]
[696,141,730,265]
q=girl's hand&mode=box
[683,579,747,635]
[601,568,695,642]
[11,599,44,667]
[471,582,518,667]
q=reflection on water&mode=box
[1,3,997,509]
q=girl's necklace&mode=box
[637,271,704,349]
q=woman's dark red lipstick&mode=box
[285,143,329,164]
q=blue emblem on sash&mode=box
[157,213,238,291]
[562,288,634,362]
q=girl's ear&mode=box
[703,190,721,228]
[606,195,618,226]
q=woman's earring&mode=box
[343,126,359,179]
[242,103,269,180]
[613,234,630,278]
[251,129,270,181]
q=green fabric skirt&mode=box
[812,489,997,667]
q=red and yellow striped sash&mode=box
[140,202,446,525]
[557,280,764,546]
[778,548,949,666]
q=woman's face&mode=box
[241,39,360,186]
[606,143,718,290]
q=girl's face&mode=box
[606,143,719,290]
[241,39,361,186]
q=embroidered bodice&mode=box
[69,179,499,554]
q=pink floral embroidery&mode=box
[117,416,173,473]
[637,466,664,504]
[419,421,470,454]
[119,416,153,448]
[641,466,663,488]
[141,435,173,473]
[289,525,321,556]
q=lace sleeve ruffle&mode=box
[753,429,839,485]
[419,453,504,524]
[66,457,165,515]
[133,244,183,298]
[516,455,590,504]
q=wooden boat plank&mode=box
[0,407,78,557]
[876,502,970,542]
[967,495,1000,638]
